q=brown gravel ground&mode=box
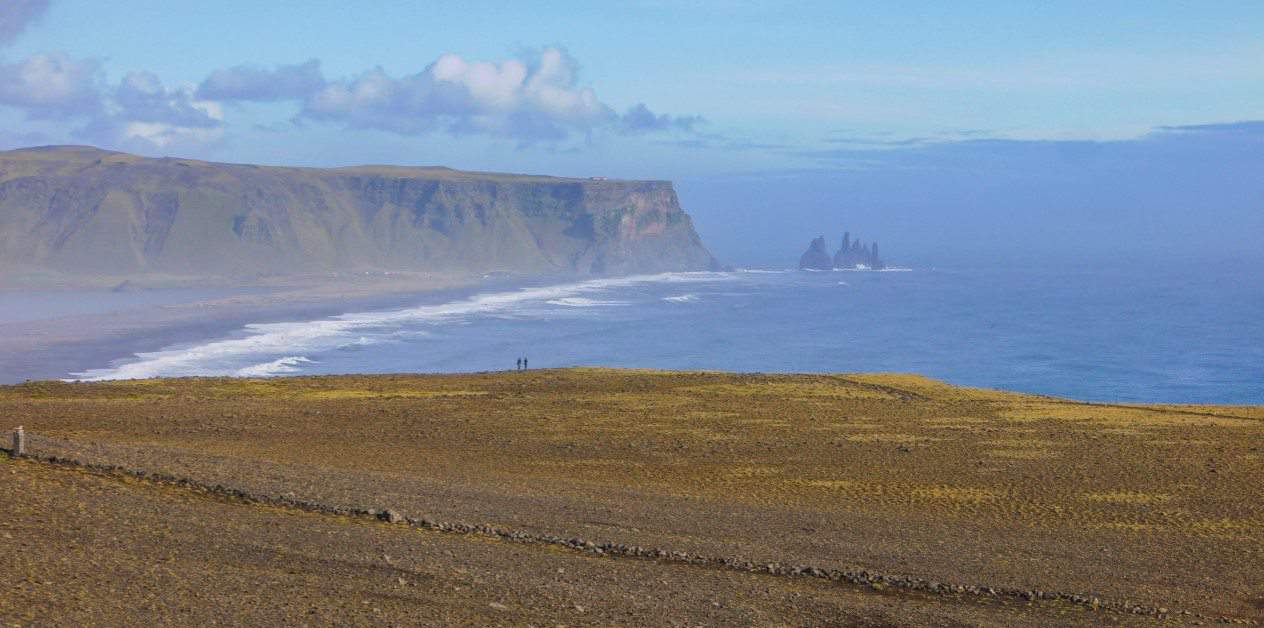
[1,368,1262,625]
[1,457,1121,626]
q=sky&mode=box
[2,0,1262,266]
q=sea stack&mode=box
[800,231,887,269]
[832,231,884,269]
[798,236,834,270]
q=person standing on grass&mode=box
[516,357,522,371]
[524,357,528,370]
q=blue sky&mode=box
[2,1,1262,264]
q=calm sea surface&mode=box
[73,264,1264,404]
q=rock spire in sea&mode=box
[798,236,834,270]
[798,231,886,270]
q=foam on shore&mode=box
[71,272,735,380]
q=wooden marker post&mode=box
[10,426,24,457]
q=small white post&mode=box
[11,426,24,457]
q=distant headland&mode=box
[0,145,722,286]
[799,232,884,270]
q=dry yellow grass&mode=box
[1084,491,1174,505]
[2,368,1262,622]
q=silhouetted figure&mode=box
[516,358,522,370]
[523,357,528,370]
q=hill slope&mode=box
[4,370,1261,624]
[0,146,720,281]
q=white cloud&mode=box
[79,74,224,148]
[619,102,703,134]
[113,71,221,128]
[0,42,702,150]
[0,52,101,116]
[0,47,224,150]
[297,47,695,142]
[116,117,223,148]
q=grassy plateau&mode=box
[2,369,1261,625]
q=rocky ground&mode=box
[2,369,1261,625]
[2,457,1114,626]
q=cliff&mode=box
[0,146,721,282]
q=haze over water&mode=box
[74,262,1264,404]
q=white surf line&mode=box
[661,293,699,303]
[545,297,630,307]
[233,356,313,377]
[70,271,738,381]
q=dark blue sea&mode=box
[75,263,1264,404]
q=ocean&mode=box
[64,262,1264,404]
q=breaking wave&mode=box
[235,356,313,377]
[833,266,914,272]
[546,297,629,307]
[70,271,735,381]
[662,294,699,303]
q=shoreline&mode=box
[0,269,736,384]
[0,272,516,383]
[4,266,1260,404]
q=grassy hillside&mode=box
[2,369,1261,624]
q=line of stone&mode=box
[9,445,1254,625]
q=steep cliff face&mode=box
[0,146,720,280]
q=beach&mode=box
[0,272,484,383]
[10,263,1259,403]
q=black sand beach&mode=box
[0,272,488,383]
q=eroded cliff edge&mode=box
[0,146,721,282]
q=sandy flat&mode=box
[0,272,488,382]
